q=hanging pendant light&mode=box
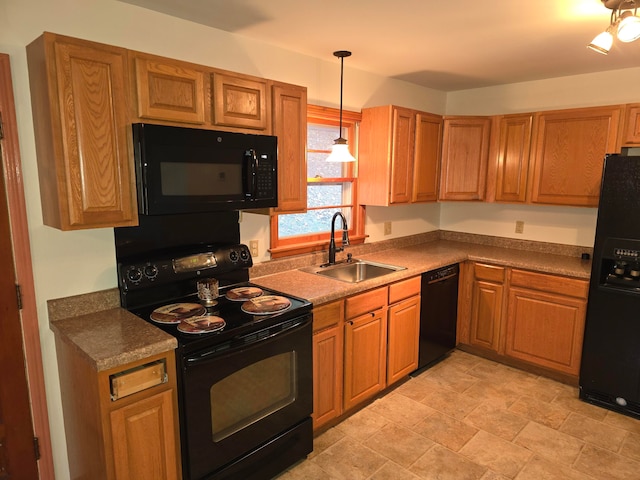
[326,50,356,163]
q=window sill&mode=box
[269,235,366,260]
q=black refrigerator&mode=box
[580,153,640,419]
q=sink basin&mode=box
[309,259,406,283]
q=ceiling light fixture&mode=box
[588,0,640,54]
[326,50,356,163]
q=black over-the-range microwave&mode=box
[132,123,278,215]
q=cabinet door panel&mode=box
[505,287,586,375]
[530,106,622,206]
[134,56,206,124]
[28,35,137,229]
[439,117,491,201]
[343,309,387,411]
[413,113,442,202]
[622,104,640,146]
[493,114,532,203]
[272,83,307,213]
[387,296,420,385]
[389,108,415,204]
[213,73,269,130]
[110,389,179,480]
[312,325,343,430]
[469,280,503,352]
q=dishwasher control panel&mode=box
[424,263,459,283]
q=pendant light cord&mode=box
[333,50,351,141]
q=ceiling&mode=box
[119,0,640,91]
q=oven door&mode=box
[181,315,312,480]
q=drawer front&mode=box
[346,286,388,319]
[510,269,588,299]
[110,359,167,401]
[313,300,344,332]
[388,276,421,304]
[474,263,505,283]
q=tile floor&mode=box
[278,350,640,480]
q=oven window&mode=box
[160,162,242,196]
[210,351,297,442]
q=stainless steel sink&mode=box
[307,259,406,283]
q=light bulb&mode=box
[617,11,640,42]
[587,30,614,54]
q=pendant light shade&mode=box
[588,0,640,53]
[326,50,356,163]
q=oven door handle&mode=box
[184,316,311,367]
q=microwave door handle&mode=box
[245,149,258,197]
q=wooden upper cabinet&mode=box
[272,82,307,213]
[359,105,441,206]
[413,112,443,202]
[26,32,137,230]
[132,54,206,124]
[528,105,623,207]
[486,114,533,203]
[212,72,270,131]
[622,103,640,146]
[439,116,491,201]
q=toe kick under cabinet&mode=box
[55,341,181,480]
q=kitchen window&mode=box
[270,105,364,258]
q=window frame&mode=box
[269,105,364,259]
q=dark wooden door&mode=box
[0,141,39,478]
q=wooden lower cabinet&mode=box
[343,306,388,411]
[55,342,181,480]
[312,300,344,430]
[469,263,505,353]
[504,269,588,376]
[459,262,588,379]
[387,276,421,385]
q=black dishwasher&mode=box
[414,263,459,373]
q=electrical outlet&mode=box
[384,221,392,236]
[249,240,259,257]
[515,220,525,234]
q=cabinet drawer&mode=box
[110,359,167,401]
[313,300,344,332]
[474,263,505,283]
[346,287,388,319]
[389,276,421,304]
[510,269,588,299]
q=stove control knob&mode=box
[229,250,239,262]
[144,264,158,280]
[240,248,250,262]
[126,266,143,284]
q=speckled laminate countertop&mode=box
[250,239,592,306]
[48,236,592,371]
[49,298,177,371]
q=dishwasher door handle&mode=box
[427,272,458,284]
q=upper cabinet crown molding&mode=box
[26,32,137,230]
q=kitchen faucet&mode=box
[326,212,350,266]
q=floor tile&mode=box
[410,444,487,480]
[365,423,435,467]
[312,436,388,480]
[603,410,640,435]
[411,410,478,451]
[551,392,608,421]
[514,421,584,465]
[559,412,628,451]
[368,392,436,428]
[619,431,640,463]
[508,395,571,429]
[369,461,422,480]
[573,443,640,480]
[466,402,529,441]
[459,431,532,478]
[335,406,389,443]
[420,362,479,393]
[514,455,595,480]
[463,380,521,409]
[419,386,482,420]
[309,427,345,458]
